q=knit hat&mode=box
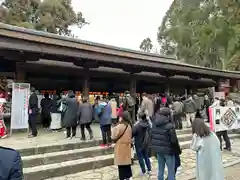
[122,111,131,124]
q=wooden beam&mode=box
[1,37,240,79]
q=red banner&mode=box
[0,120,6,137]
[209,108,214,131]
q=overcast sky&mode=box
[71,0,173,50]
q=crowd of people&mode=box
[27,87,211,139]
[25,88,237,180]
[109,91,228,180]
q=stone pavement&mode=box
[191,163,240,180]
[1,124,240,180]
[0,123,191,149]
[0,124,103,149]
[224,164,240,180]
[46,140,240,180]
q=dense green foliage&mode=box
[139,37,153,52]
[0,0,88,36]
[155,0,240,70]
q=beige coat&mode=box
[112,123,132,165]
[110,99,117,119]
[140,97,154,117]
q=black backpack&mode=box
[123,96,135,111]
[141,126,151,150]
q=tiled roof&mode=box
[0,23,240,77]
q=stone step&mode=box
[22,133,240,180]
[176,128,192,135]
[22,133,193,168]
[19,140,101,157]
[22,146,114,168]
[19,128,192,157]
[23,154,114,180]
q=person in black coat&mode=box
[28,87,38,137]
[132,112,151,175]
[203,95,211,122]
[40,92,52,129]
[0,146,23,180]
[51,93,61,114]
[62,91,78,139]
[151,107,179,180]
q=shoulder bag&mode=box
[112,124,128,143]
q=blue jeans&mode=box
[135,145,151,173]
[157,153,175,180]
[166,154,181,179]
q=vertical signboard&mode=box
[210,106,240,132]
[10,83,30,132]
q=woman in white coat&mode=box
[191,119,224,180]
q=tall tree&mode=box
[139,37,153,52]
[0,0,88,36]
[158,0,240,70]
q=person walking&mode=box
[140,92,154,128]
[191,119,224,180]
[28,87,38,138]
[140,93,154,118]
[93,96,101,122]
[132,111,151,176]
[166,92,173,108]
[122,91,135,123]
[151,107,179,180]
[215,99,232,151]
[40,92,52,129]
[193,94,201,118]
[203,95,211,122]
[78,97,94,141]
[112,111,133,180]
[98,99,112,147]
[172,97,183,129]
[0,146,23,180]
[109,97,118,125]
[183,95,197,127]
[62,91,78,139]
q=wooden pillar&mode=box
[130,74,136,123]
[82,68,89,99]
[130,74,136,97]
[237,80,240,91]
[215,79,221,92]
[15,63,25,83]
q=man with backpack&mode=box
[172,97,183,129]
[183,95,197,128]
[122,91,135,123]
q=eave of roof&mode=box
[0,23,176,60]
[25,59,216,84]
[0,23,239,79]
